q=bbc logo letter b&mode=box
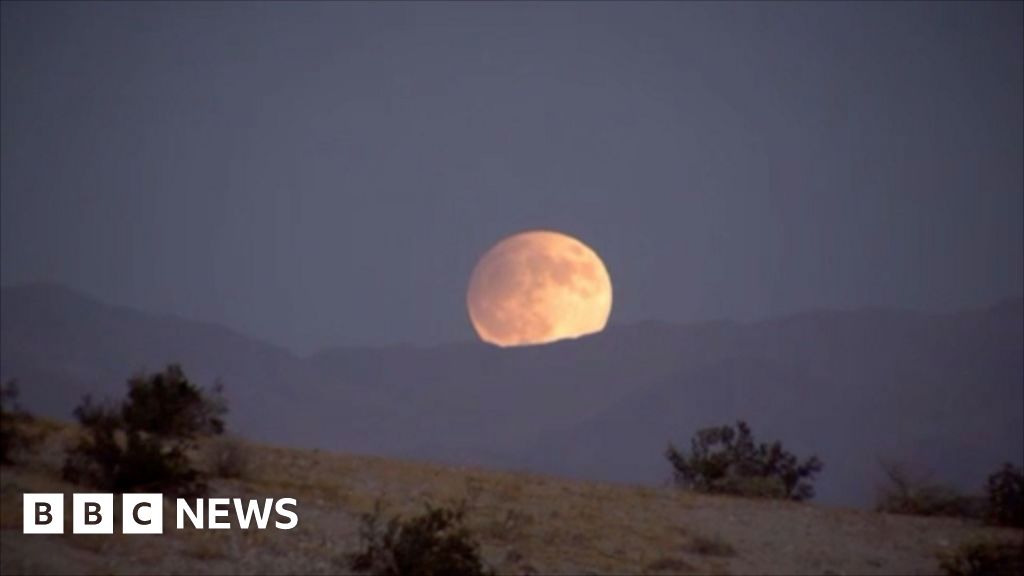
[73,493,114,534]
[23,494,64,534]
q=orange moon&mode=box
[466,230,613,347]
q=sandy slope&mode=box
[2,422,1021,575]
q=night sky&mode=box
[2,2,1021,352]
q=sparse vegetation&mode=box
[207,436,249,479]
[347,501,492,576]
[684,532,736,557]
[985,463,1024,528]
[62,364,227,496]
[875,462,982,519]
[0,380,35,464]
[645,556,696,573]
[666,420,823,501]
[481,507,533,542]
[939,539,1024,576]
[2,415,1018,575]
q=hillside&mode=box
[2,284,1021,508]
[2,420,1022,575]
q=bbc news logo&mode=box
[23,493,298,534]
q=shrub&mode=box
[63,365,226,497]
[0,380,35,464]
[121,364,226,439]
[985,463,1024,528]
[939,539,1024,576]
[666,420,823,501]
[348,501,492,576]
[875,462,982,519]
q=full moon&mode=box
[467,230,613,347]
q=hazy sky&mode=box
[2,2,1021,352]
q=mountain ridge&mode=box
[2,283,1021,507]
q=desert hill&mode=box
[2,420,1022,575]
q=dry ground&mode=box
[1,420,1021,575]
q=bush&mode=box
[0,380,35,464]
[121,365,225,439]
[63,365,226,497]
[875,462,982,519]
[666,420,823,501]
[348,501,492,576]
[939,540,1024,576]
[985,463,1024,528]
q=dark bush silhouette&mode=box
[985,463,1024,528]
[122,369,225,439]
[0,380,35,464]
[63,365,226,496]
[666,420,823,501]
[875,461,982,519]
[348,501,492,576]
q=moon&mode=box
[467,230,613,347]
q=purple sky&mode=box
[2,2,1021,352]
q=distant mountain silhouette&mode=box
[2,283,1021,506]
